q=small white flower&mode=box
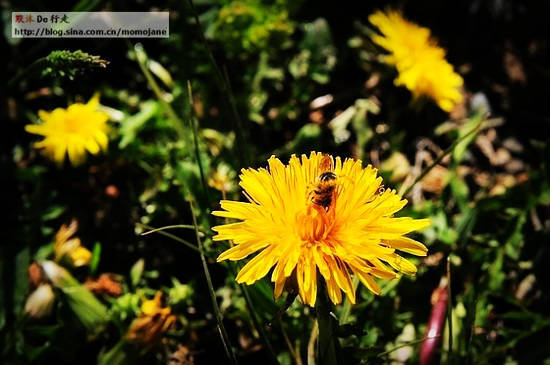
[24,284,55,318]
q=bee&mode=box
[309,155,339,210]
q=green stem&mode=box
[338,277,359,325]
[316,281,339,365]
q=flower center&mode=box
[64,116,83,133]
[296,206,334,245]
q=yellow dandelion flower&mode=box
[369,10,464,112]
[25,93,109,166]
[213,152,430,306]
[54,220,92,267]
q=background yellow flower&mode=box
[213,152,430,306]
[369,10,464,112]
[53,220,92,267]
[25,94,109,166]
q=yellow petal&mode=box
[216,240,270,261]
[384,236,428,256]
[355,270,381,295]
[385,255,417,275]
[86,93,101,109]
[236,247,278,285]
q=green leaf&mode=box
[504,211,527,260]
[450,172,470,211]
[61,284,108,337]
[98,340,137,365]
[488,251,505,291]
[14,246,30,318]
[130,259,145,287]
[118,100,159,148]
[41,205,66,221]
[89,242,101,275]
[34,243,54,261]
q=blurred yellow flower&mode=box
[369,10,463,112]
[126,292,176,346]
[208,164,236,193]
[25,94,109,166]
[213,152,430,306]
[54,220,92,267]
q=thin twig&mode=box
[308,320,319,365]
[277,317,301,365]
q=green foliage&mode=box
[4,1,550,364]
[209,0,295,53]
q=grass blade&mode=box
[189,199,238,364]
[186,81,211,206]
[140,224,205,235]
[133,43,188,143]
[186,0,249,166]
[137,223,201,254]
[187,81,279,363]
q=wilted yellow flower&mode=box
[126,292,176,346]
[54,220,92,267]
[369,10,463,112]
[213,152,430,306]
[25,94,109,166]
[85,274,123,297]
